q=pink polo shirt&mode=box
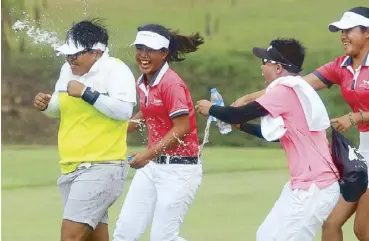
[138,63,199,157]
[256,85,339,190]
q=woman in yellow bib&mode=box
[33,19,137,241]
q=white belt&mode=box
[78,160,126,169]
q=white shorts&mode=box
[359,131,369,188]
[256,181,340,241]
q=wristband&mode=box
[359,110,364,124]
[81,87,100,105]
[348,112,357,126]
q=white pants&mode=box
[359,131,369,188]
[113,161,202,241]
[256,181,340,241]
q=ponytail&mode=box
[167,29,204,62]
[136,24,204,62]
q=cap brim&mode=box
[252,47,271,59]
[328,21,358,32]
[55,44,80,55]
[129,41,162,50]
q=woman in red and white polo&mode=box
[113,24,204,241]
[304,6,369,241]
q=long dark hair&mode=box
[137,24,204,62]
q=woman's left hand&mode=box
[195,100,212,117]
[330,113,357,132]
[128,150,154,169]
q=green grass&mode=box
[2,146,357,241]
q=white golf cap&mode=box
[130,31,170,50]
[329,8,369,32]
[55,38,107,56]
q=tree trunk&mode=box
[1,10,10,72]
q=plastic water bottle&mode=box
[209,88,232,135]
[128,156,134,162]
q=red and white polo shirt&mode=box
[137,62,199,157]
[313,52,369,132]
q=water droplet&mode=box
[12,17,63,51]
[197,119,211,157]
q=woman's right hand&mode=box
[128,111,145,133]
[331,113,360,132]
[33,92,52,111]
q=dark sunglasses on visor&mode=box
[65,49,92,61]
[261,58,302,74]
[262,58,293,67]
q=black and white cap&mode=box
[252,44,302,74]
[329,7,369,32]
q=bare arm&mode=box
[231,89,266,107]
[351,111,369,124]
[128,111,145,133]
[232,73,330,107]
[303,73,329,90]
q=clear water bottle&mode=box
[209,88,232,135]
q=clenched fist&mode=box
[195,100,213,117]
[67,80,85,97]
[33,93,52,111]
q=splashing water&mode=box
[198,119,211,157]
[129,117,212,159]
[128,119,145,128]
[129,119,148,144]
[83,0,89,15]
[12,18,63,50]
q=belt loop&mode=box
[166,155,170,164]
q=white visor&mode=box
[130,31,170,50]
[329,11,369,32]
[55,38,107,56]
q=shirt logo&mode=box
[152,99,163,106]
[359,80,369,89]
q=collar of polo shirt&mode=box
[138,62,170,91]
[87,49,110,74]
[341,52,369,67]
[130,31,170,50]
[329,11,369,32]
